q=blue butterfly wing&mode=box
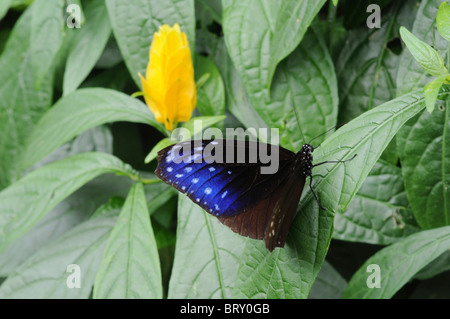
[155,139,301,251]
[156,140,294,214]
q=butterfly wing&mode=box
[155,139,303,252]
[217,164,306,251]
[156,139,294,213]
[263,167,306,251]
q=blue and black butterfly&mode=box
[156,139,354,252]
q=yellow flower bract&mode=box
[139,24,196,131]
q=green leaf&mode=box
[0,5,53,189]
[144,138,175,164]
[0,174,133,277]
[396,96,450,229]
[144,115,226,164]
[259,27,339,150]
[397,1,447,95]
[30,0,64,88]
[233,89,442,299]
[308,260,347,299]
[106,0,195,87]
[0,205,120,298]
[170,88,439,298]
[333,160,420,245]
[222,0,326,105]
[0,126,117,276]
[63,0,111,95]
[0,0,12,20]
[181,115,227,137]
[336,2,407,123]
[399,26,448,78]
[0,152,137,254]
[343,226,450,299]
[209,37,269,132]
[94,183,162,298]
[424,75,447,113]
[195,0,222,26]
[437,2,450,42]
[20,88,162,171]
[168,194,246,298]
[413,250,450,280]
[194,55,225,118]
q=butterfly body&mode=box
[155,140,314,252]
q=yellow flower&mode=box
[139,24,197,131]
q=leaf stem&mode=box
[128,173,162,185]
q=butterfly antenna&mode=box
[308,122,348,148]
[291,103,306,144]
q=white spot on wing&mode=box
[175,174,183,178]
[221,191,228,199]
[209,167,215,172]
[192,178,199,184]
[184,167,192,173]
[167,167,173,172]
[204,187,212,194]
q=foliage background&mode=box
[0,0,449,299]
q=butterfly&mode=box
[155,139,354,252]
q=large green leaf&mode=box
[0,0,12,20]
[222,0,326,106]
[106,0,195,87]
[343,226,450,299]
[258,28,338,151]
[396,100,450,229]
[396,0,448,95]
[437,2,450,42]
[209,26,338,150]
[63,0,111,95]
[209,36,268,132]
[308,260,347,299]
[168,195,246,298]
[169,88,438,298]
[194,55,225,118]
[0,152,137,254]
[399,26,448,78]
[333,160,419,245]
[0,174,132,277]
[30,0,64,88]
[20,88,162,171]
[0,204,121,298]
[336,1,415,123]
[0,126,116,276]
[233,89,443,298]
[94,183,162,298]
[0,6,53,189]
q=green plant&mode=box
[0,0,448,299]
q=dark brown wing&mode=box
[218,165,306,252]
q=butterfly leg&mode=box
[312,154,357,167]
[309,176,326,211]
